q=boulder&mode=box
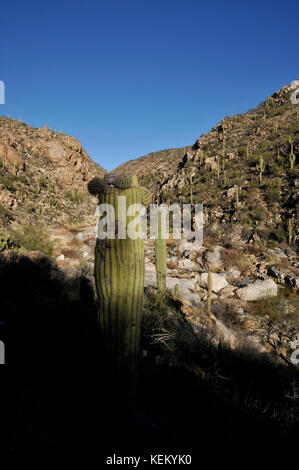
[199,272,228,293]
[236,279,278,301]
[166,277,195,291]
[177,239,203,255]
[285,275,299,289]
[178,259,198,270]
[267,266,283,281]
[203,246,223,270]
[227,186,238,198]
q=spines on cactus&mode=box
[140,186,152,206]
[104,173,134,189]
[87,177,108,195]
[115,175,133,189]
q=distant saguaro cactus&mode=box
[246,142,250,159]
[207,272,212,315]
[289,152,296,170]
[217,160,221,179]
[155,211,167,292]
[88,173,147,405]
[188,168,194,205]
[289,135,294,155]
[223,138,226,158]
[199,150,205,165]
[256,156,265,183]
[288,218,293,244]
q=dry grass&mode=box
[221,247,240,268]
[167,260,178,269]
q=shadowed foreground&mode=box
[0,254,298,463]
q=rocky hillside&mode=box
[113,146,190,198]
[113,80,299,248]
[0,117,106,233]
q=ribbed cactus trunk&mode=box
[94,177,144,406]
[155,211,167,292]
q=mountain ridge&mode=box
[0,78,298,250]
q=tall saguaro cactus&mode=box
[88,173,148,405]
[155,210,167,292]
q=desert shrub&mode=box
[264,182,281,203]
[142,289,178,354]
[11,224,54,257]
[221,247,240,267]
[65,189,86,204]
[0,174,17,191]
[0,203,11,218]
[0,230,20,252]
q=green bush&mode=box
[0,174,18,191]
[65,189,86,204]
[11,225,54,257]
[0,231,20,252]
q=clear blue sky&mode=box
[1,0,298,170]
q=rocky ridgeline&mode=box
[0,117,105,228]
[112,80,299,248]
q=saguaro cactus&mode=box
[88,173,146,404]
[289,135,294,155]
[199,150,205,165]
[223,138,226,158]
[289,152,296,170]
[217,160,221,179]
[207,272,212,314]
[256,155,265,183]
[155,210,167,292]
[288,218,293,244]
[236,186,239,205]
[246,142,250,159]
